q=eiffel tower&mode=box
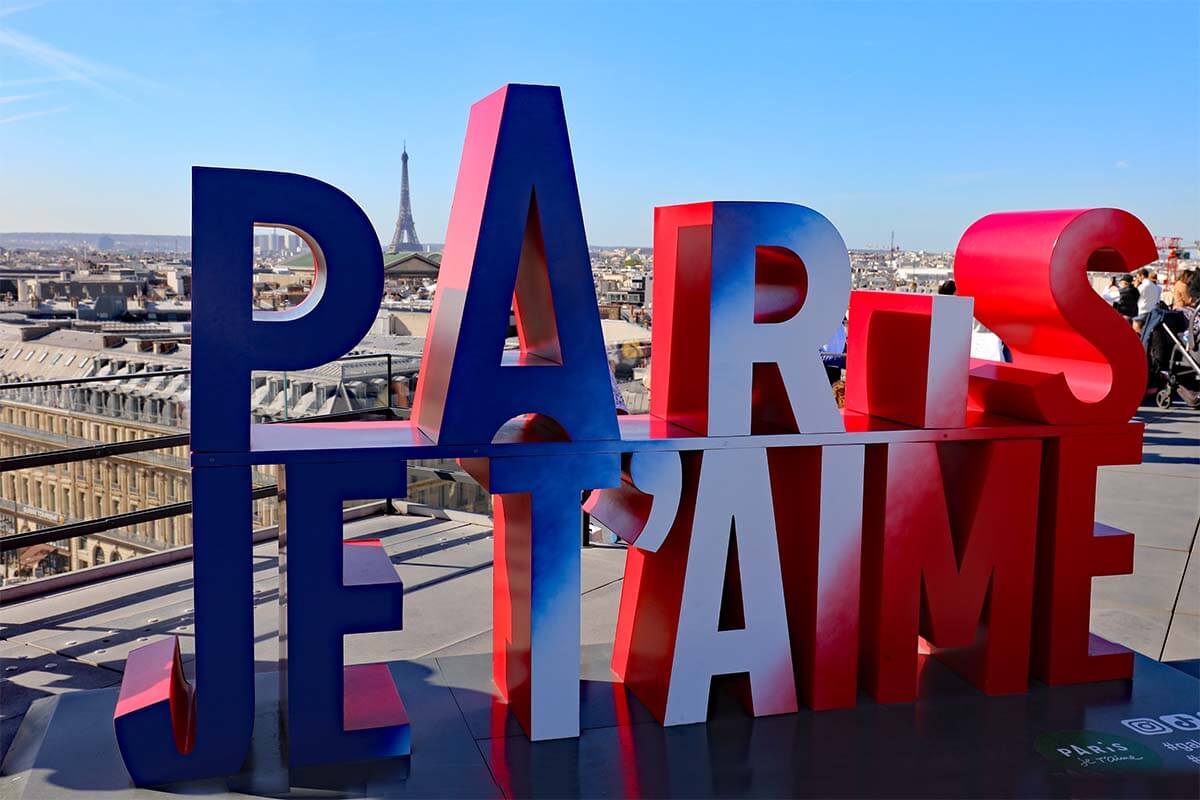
[387,143,421,253]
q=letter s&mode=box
[954,208,1154,424]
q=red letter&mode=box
[844,292,974,428]
[1032,428,1141,684]
[954,208,1154,424]
[861,440,1041,702]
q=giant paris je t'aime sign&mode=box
[111,84,1154,786]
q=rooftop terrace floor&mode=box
[1,405,1198,797]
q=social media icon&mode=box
[1121,718,1172,735]
[1161,713,1200,732]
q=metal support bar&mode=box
[0,434,191,473]
[0,351,405,394]
[0,370,191,391]
[0,466,475,552]
[0,352,408,398]
[0,485,279,553]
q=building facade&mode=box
[0,317,490,582]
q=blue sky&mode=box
[1,0,1196,250]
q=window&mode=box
[23,351,32,360]
[36,351,47,363]
[10,348,20,359]
[93,546,105,565]
[51,352,62,365]
[64,355,74,367]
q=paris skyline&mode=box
[1,0,1197,251]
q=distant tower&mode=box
[388,143,421,253]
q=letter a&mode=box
[413,84,618,444]
[617,448,798,726]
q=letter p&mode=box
[191,167,384,452]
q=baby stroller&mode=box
[1145,309,1200,409]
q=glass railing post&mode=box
[386,354,396,515]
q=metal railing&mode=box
[0,484,281,552]
[0,404,403,554]
[0,420,191,471]
[0,369,190,391]
[0,351,408,392]
[0,352,415,427]
[1,459,485,554]
[0,351,422,567]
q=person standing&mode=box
[1170,269,1194,313]
[1112,274,1139,320]
[1134,268,1162,332]
[1173,271,1200,409]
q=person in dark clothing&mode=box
[1174,271,1200,409]
[937,279,957,295]
[1112,274,1139,320]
